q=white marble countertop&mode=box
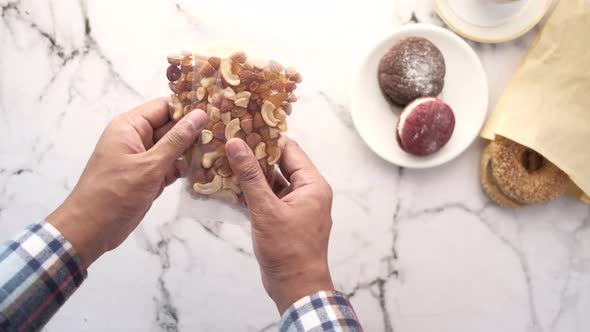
[1,0,589,331]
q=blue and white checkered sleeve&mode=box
[279,290,363,332]
[0,221,87,332]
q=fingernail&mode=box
[226,139,250,158]
[184,109,207,131]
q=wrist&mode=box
[46,194,108,267]
[266,261,335,314]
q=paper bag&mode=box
[481,0,590,203]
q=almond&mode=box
[290,72,303,83]
[285,66,297,77]
[268,60,284,73]
[248,99,260,113]
[230,51,247,64]
[240,113,253,134]
[195,101,207,112]
[259,127,270,141]
[211,122,226,140]
[209,93,222,107]
[178,91,188,102]
[199,62,216,77]
[192,168,207,184]
[245,133,262,150]
[282,103,292,115]
[208,56,221,70]
[206,168,216,182]
[187,90,198,102]
[220,99,234,113]
[284,81,297,92]
[231,107,248,119]
[181,63,193,74]
[235,130,246,141]
[168,82,182,94]
[253,112,265,129]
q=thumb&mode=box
[226,138,278,209]
[151,110,207,166]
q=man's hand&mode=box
[47,98,207,267]
[225,138,335,314]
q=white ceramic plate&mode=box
[350,24,488,169]
[433,0,551,43]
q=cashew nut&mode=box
[221,87,236,100]
[269,127,280,139]
[236,91,251,100]
[234,91,251,108]
[172,108,183,121]
[200,76,216,88]
[225,118,241,141]
[201,130,213,144]
[209,189,239,204]
[252,59,268,70]
[267,148,281,165]
[267,155,280,165]
[196,87,206,101]
[261,101,279,127]
[254,142,267,160]
[221,112,231,125]
[285,66,298,77]
[234,98,249,108]
[207,105,221,122]
[170,95,183,121]
[193,175,223,195]
[220,59,240,86]
[274,107,288,121]
[167,53,183,66]
[277,121,288,132]
[202,151,222,169]
[223,176,242,194]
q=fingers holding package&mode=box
[47,99,207,267]
[226,137,335,314]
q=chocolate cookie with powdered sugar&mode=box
[378,37,445,106]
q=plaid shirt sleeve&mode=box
[279,290,363,332]
[0,221,87,332]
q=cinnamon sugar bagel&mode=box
[489,137,569,204]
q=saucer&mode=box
[433,0,552,43]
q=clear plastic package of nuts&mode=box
[166,50,301,223]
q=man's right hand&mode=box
[225,138,335,314]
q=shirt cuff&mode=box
[0,221,88,331]
[279,290,363,332]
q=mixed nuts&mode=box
[166,50,301,204]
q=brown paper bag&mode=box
[481,0,590,203]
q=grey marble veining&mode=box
[1,0,589,331]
